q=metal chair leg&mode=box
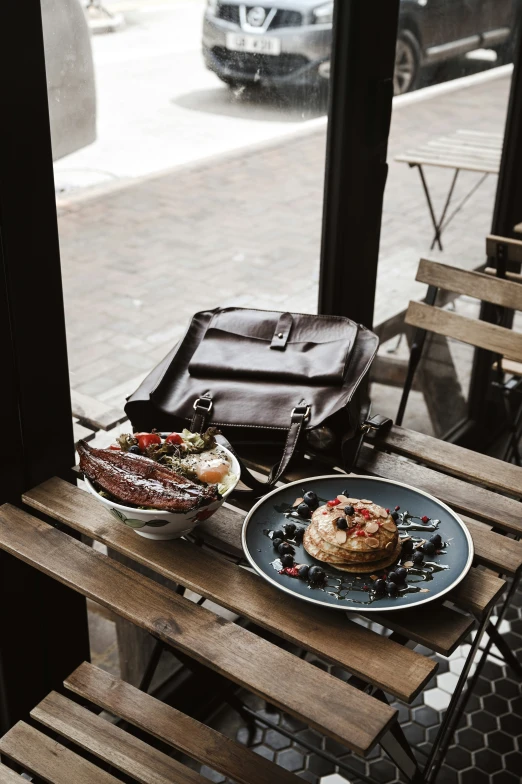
[486,620,522,678]
[396,286,438,427]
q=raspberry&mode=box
[395,505,400,511]
[360,508,371,520]
[421,515,430,523]
[327,498,341,507]
[280,567,299,578]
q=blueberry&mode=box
[272,529,285,541]
[387,571,400,584]
[278,542,294,556]
[129,445,141,454]
[303,491,319,509]
[386,581,399,597]
[297,503,312,519]
[413,550,424,565]
[423,542,436,556]
[308,566,325,585]
[395,567,407,583]
[374,578,386,595]
[281,554,294,568]
[391,511,399,521]
[430,534,442,548]
[294,527,305,544]
[344,505,355,516]
[401,538,414,554]
[284,523,296,538]
[272,538,283,549]
[298,564,309,580]
[336,517,348,530]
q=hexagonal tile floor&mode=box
[205,583,522,783]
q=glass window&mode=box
[372,0,516,436]
[45,0,332,409]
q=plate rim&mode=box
[241,474,475,613]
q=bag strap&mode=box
[342,413,393,473]
[191,396,392,496]
[191,397,309,497]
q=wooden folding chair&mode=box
[396,256,522,463]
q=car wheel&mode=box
[394,30,421,95]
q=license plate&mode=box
[225,33,281,56]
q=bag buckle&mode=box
[193,397,213,414]
[291,405,311,423]
[361,414,392,435]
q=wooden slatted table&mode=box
[1,424,522,783]
[395,129,502,251]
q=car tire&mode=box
[394,29,421,95]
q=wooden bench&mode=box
[0,661,303,784]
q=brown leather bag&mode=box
[125,307,379,492]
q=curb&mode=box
[56,62,512,211]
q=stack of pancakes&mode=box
[303,496,401,573]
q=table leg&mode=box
[424,610,492,784]
[429,169,459,251]
[380,726,424,783]
[485,615,522,678]
[416,165,444,252]
[436,171,490,244]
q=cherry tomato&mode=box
[165,432,183,445]
[109,444,121,450]
[134,432,162,450]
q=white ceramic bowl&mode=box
[84,442,240,540]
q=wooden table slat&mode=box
[65,662,303,784]
[25,477,474,659]
[0,722,121,784]
[449,568,505,616]
[394,154,499,174]
[23,477,437,702]
[373,424,522,501]
[370,605,472,657]
[0,504,395,756]
[358,446,522,537]
[32,692,207,784]
[460,517,522,577]
[0,761,34,784]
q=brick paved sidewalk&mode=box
[58,71,511,425]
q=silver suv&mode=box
[203,0,519,94]
[203,0,332,89]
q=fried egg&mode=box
[192,453,231,485]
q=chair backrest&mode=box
[405,259,522,363]
[486,234,522,269]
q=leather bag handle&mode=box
[191,397,309,497]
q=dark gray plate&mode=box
[242,475,474,612]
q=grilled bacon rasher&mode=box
[78,441,219,512]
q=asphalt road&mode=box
[54,0,503,194]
